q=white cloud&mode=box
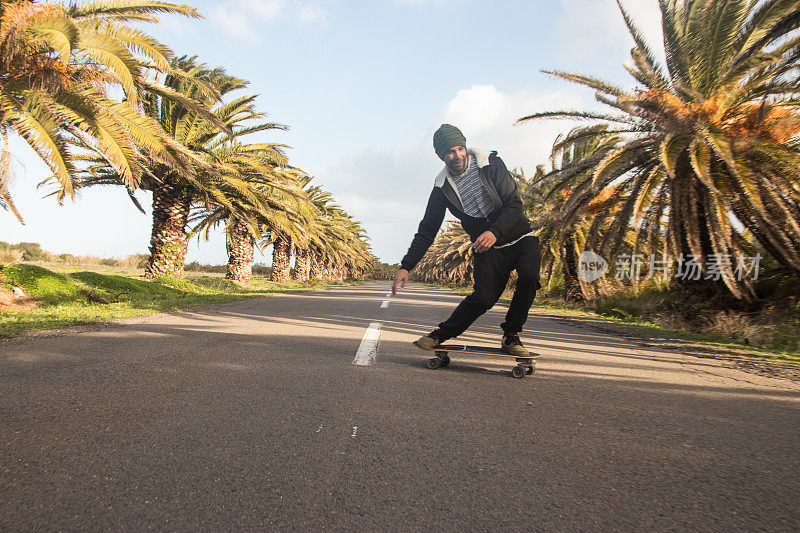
[213,0,325,40]
[213,7,258,41]
[249,0,287,19]
[298,4,327,24]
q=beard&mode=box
[447,154,468,175]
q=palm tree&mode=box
[260,177,373,284]
[291,177,362,282]
[299,195,371,283]
[293,245,312,281]
[517,0,800,301]
[67,56,280,278]
[270,235,293,281]
[225,217,256,282]
[0,0,201,222]
[415,222,474,285]
[291,181,341,281]
[338,215,373,280]
[250,172,322,283]
[228,174,309,284]
[290,177,326,282]
[323,211,372,282]
[524,128,632,300]
[188,144,299,284]
[139,57,287,278]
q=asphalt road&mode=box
[1,282,798,531]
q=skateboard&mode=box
[413,341,541,378]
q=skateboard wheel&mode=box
[437,353,450,367]
[427,357,441,370]
[512,366,526,379]
[526,366,534,375]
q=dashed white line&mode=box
[380,300,389,308]
[353,322,381,366]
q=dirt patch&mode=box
[0,287,38,312]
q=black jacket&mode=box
[400,150,532,271]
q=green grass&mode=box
[0,264,359,338]
[422,282,800,364]
[2,264,82,305]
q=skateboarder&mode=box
[392,124,541,357]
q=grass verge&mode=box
[0,264,359,339]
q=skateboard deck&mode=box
[413,341,541,378]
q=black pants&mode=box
[438,235,541,338]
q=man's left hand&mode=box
[473,231,497,253]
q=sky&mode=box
[1,0,665,265]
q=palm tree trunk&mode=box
[226,219,254,284]
[562,234,584,302]
[145,183,190,278]
[320,258,330,281]
[270,236,292,282]
[330,261,338,281]
[293,248,311,281]
[671,153,740,297]
[310,252,324,279]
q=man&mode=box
[392,124,541,357]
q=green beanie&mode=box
[433,124,466,158]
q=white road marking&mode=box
[353,322,381,366]
[380,300,389,308]
[385,293,391,298]
[351,426,358,438]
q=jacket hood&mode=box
[434,147,492,188]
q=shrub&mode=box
[15,242,47,261]
[185,261,226,274]
[252,263,271,276]
[0,249,23,264]
[114,254,149,270]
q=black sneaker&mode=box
[415,328,449,350]
[501,334,529,357]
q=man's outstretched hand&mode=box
[392,269,409,295]
[473,231,497,253]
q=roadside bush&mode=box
[252,263,271,276]
[0,249,23,264]
[185,261,227,274]
[591,286,800,354]
[15,242,48,261]
[115,254,149,270]
[0,241,47,261]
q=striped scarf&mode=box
[450,155,493,218]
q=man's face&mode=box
[441,146,468,175]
